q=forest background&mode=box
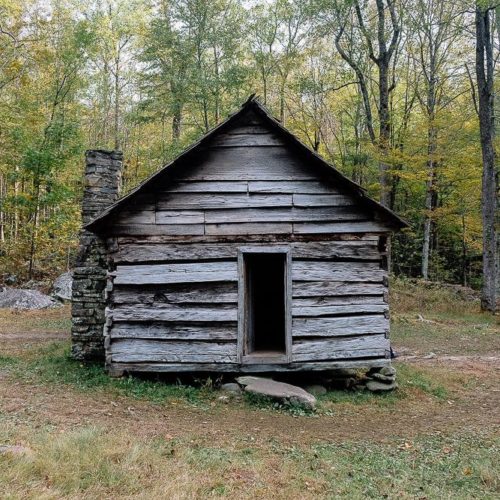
[0,0,498,304]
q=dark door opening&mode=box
[244,253,287,356]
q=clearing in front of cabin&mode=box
[0,280,498,498]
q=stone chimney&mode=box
[71,150,122,361]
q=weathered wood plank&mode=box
[292,334,389,362]
[113,234,380,245]
[157,193,292,210]
[293,296,385,307]
[248,180,338,194]
[210,133,284,147]
[115,210,155,225]
[155,211,205,225]
[292,261,385,282]
[292,282,386,297]
[113,262,238,285]
[177,147,316,181]
[108,358,391,373]
[292,304,388,317]
[110,323,237,340]
[112,241,381,263]
[292,194,354,207]
[165,181,248,193]
[109,224,205,236]
[112,283,238,305]
[293,221,390,234]
[205,223,293,236]
[111,339,237,363]
[112,304,237,322]
[292,315,389,337]
[204,207,366,224]
[225,125,272,135]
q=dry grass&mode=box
[0,423,498,499]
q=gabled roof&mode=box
[86,94,407,231]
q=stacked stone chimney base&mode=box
[71,150,122,361]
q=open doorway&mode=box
[242,252,288,358]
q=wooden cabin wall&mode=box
[105,237,390,372]
[102,117,392,373]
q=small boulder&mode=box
[380,366,396,377]
[366,380,398,392]
[220,382,242,394]
[0,287,58,309]
[371,372,395,383]
[235,376,267,387]
[52,271,73,302]
[243,378,316,409]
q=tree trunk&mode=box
[114,53,120,151]
[378,61,391,207]
[475,4,497,312]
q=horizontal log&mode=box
[112,241,382,263]
[204,207,366,224]
[292,281,386,297]
[292,334,390,361]
[108,358,391,373]
[210,133,284,147]
[293,296,385,307]
[248,180,339,194]
[205,223,293,236]
[110,323,237,340]
[226,125,272,135]
[113,261,238,285]
[157,193,293,210]
[113,234,380,245]
[292,194,354,207]
[292,315,389,337]
[112,304,237,322]
[108,224,205,236]
[156,211,204,224]
[292,304,388,317]
[293,221,390,234]
[292,261,385,282]
[110,339,237,363]
[112,283,237,304]
[165,181,248,193]
[115,210,155,225]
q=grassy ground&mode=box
[0,281,499,498]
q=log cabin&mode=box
[72,95,407,376]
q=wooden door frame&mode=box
[237,246,292,364]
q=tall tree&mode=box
[475,0,498,312]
